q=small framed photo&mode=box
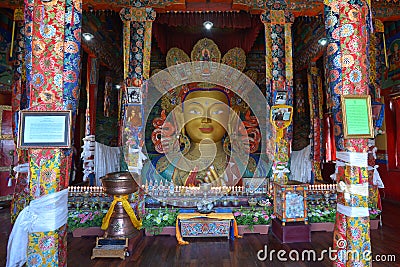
[125,105,142,127]
[274,91,287,105]
[371,102,384,128]
[18,110,72,148]
[271,106,292,121]
[126,86,142,104]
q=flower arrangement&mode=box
[68,209,107,232]
[307,205,336,223]
[369,208,381,220]
[233,207,274,231]
[308,205,382,222]
[142,208,179,235]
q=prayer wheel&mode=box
[101,171,140,239]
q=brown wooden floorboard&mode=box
[0,200,399,267]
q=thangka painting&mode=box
[0,17,12,93]
[383,33,400,89]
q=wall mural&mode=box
[0,10,12,93]
[95,78,119,146]
[383,34,400,89]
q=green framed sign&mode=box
[341,95,374,139]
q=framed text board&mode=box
[341,95,373,139]
[18,110,72,148]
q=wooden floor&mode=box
[1,201,399,267]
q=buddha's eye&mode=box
[189,109,202,115]
[212,110,224,115]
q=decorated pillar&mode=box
[119,7,155,83]
[10,8,31,224]
[307,63,324,182]
[367,19,385,216]
[261,4,294,183]
[369,19,385,102]
[119,7,155,172]
[10,0,82,266]
[325,0,372,266]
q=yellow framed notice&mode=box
[341,95,373,139]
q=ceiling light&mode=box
[115,84,121,89]
[203,21,213,30]
[82,32,94,41]
[318,37,327,46]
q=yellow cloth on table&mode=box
[175,212,242,245]
[101,195,142,230]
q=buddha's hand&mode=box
[205,166,226,187]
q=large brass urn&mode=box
[101,171,139,239]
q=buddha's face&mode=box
[183,90,229,143]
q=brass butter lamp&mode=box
[101,171,142,238]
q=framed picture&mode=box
[18,110,72,148]
[274,91,287,105]
[271,106,292,121]
[0,105,13,140]
[341,95,373,139]
[371,102,384,128]
[242,178,269,194]
[126,86,142,104]
[125,105,142,127]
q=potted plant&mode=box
[142,208,179,236]
[369,208,381,229]
[68,208,107,237]
[233,207,273,235]
[308,205,336,232]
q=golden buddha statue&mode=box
[142,84,268,186]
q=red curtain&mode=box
[385,96,400,169]
[324,113,336,162]
[153,12,263,55]
[394,98,400,168]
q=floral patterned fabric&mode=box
[10,18,31,223]
[261,10,294,170]
[30,0,66,108]
[11,19,25,136]
[22,0,82,266]
[62,0,82,121]
[325,1,372,266]
[120,7,155,82]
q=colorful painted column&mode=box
[367,19,385,213]
[307,63,324,182]
[325,0,372,266]
[369,19,385,102]
[10,9,31,224]
[119,7,155,171]
[261,5,294,184]
[22,0,82,266]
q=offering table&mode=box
[175,212,241,245]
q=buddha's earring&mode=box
[223,135,231,156]
[179,128,190,155]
